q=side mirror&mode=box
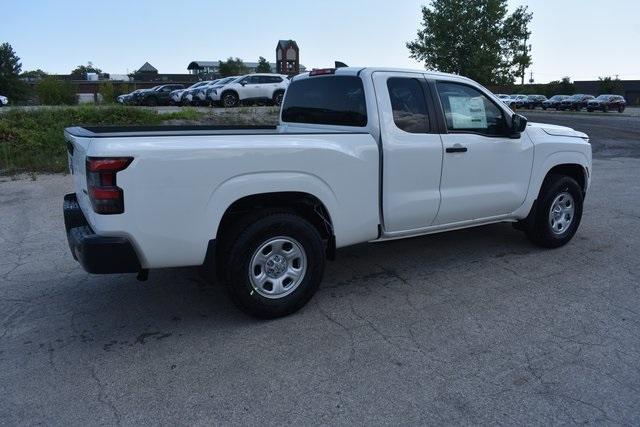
[240,81,247,86]
[511,114,527,133]
[511,113,528,137]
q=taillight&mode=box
[86,157,132,214]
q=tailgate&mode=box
[64,129,92,215]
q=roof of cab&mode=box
[293,67,471,83]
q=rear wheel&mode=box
[219,212,325,318]
[520,174,583,248]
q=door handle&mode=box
[446,145,468,153]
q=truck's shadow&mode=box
[61,222,538,352]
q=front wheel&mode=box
[222,92,239,108]
[618,105,625,113]
[603,105,609,112]
[521,174,583,248]
[273,91,285,106]
[219,212,325,318]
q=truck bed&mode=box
[65,125,279,138]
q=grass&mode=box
[0,105,204,174]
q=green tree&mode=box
[36,76,77,105]
[21,69,48,80]
[598,76,623,95]
[406,0,533,85]
[0,42,28,99]
[545,77,576,97]
[99,81,116,104]
[70,61,102,79]
[218,57,248,77]
[255,56,272,73]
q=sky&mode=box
[2,0,639,83]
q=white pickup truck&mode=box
[63,67,591,317]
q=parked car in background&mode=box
[526,95,547,109]
[63,66,592,318]
[587,94,626,113]
[503,94,528,109]
[135,84,185,106]
[0,95,8,106]
[218,74,290,107]
[128,86,162,105]
[559,94,595,111]
[542,95,570,110]
[193,78,235,106]
[170,81,210,106]
[117,89,145,105]
[496,94,511,102]
[204,77,238,106]
[182,80,217,106]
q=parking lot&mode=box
[1,110,639,424]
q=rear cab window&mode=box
[282,75,367,127]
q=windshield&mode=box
[229,76,247,84]
[550,95,567,101]
[569,95,583,100]
[596,95,611,100]
[188,82,207,89]
[218,77,235,85]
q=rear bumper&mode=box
[64,193,141,274]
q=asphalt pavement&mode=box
[1,111,639,425]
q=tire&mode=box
[145,97,157,107]
[219,212,325,318]
[603,105,609,112]
[521,174,583,248]
[542,106,547,110]
[587,108,593,112]
[273,91,285,106]
[618,105,625,113]
[222,92,239,108]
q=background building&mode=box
[276,40,300,76]
[187,60,306,78]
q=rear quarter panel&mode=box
[84,133,380,268]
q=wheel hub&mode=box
[248,237,307,299]
[548,192,575,235]
[265,254,288,278]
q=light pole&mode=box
[521,36,530,85]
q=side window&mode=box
[268,76,283,83]
[436,82,507,136]
[386,77,430,133]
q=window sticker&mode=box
[449,96,487,129]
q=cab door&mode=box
[373,71,443,233]
[240,76,261,100]
[433,80,534,225]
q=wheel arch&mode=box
[207,172,340,258]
